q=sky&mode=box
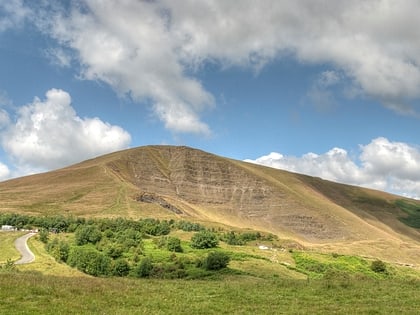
[0,0,419,198]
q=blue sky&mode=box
[1,1,420,198]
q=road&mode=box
[14,232,36,264]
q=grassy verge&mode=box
[0,231,25,263]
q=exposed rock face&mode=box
[105,146,354,241]
[136,192,183,215]
[109,146,276,213]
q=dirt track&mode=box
[14,233,36,264]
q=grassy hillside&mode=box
[0,145,419,263]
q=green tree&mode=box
[75,225,102,246]
[67,247,111,276]
[133,257,153,278]
[46,239,70,262]
[203,251,230,270]
[113,258,130,277]
[190,231,219,249]
[39,228,49,244]
[167,237,183,252]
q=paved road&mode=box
[14,233,36,264]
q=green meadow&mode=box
[1,226,420,314]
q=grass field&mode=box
[0,231,25,263]
[1,231,420,314]
[1,271,420,314]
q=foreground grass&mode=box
[0,271,419,314]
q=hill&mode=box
[1,145,419,263]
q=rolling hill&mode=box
[1,145,419,263]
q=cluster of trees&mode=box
[2,213,276,278]
[39,216,231,278]
[220,230,277,245]
[0,213,82,232]
[0,213,173,236]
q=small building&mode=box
[1,225,16,231]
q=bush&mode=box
[370,260,387,273]
[75,225,102,246]
[203,251,230,270]
[190,231,219,249]
[67,247,111,276]
[176,220,204,232]
[167,237,183,252]
[39,229,49,244]
[133,257,153,278]
[113,259,130,277]
[46,239,70,262]
[104,243,124,259]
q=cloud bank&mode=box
[246,137,420,199]
[27,0,420,133]
[1,89,131,175]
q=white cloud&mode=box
[246,137,420,199]
[361,137,420,181]
[1,89,131,172]
[0,161,10,180]
[0,109,10,129]
[44,47,72,67]
[0,0,30,31]
[37,0,213,135]
[29,0,420,134]
[167,0,420,114]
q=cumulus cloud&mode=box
[246,138,420,199]
[27,0,420,134]
[36,0,213,135]
[163,0,420,114]
[1,89,131,172]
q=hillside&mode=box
[1,145,419,263]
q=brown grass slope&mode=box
[0,145,419,262]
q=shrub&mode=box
[39,229,49,244]
[167,237,183,252]
[104,244,124,259]
[75,225,102,246]
[133,257,153,278]
[370,260,387,273]
[46,239,70,262]
[203,251,230,270]
[67,247,111,276]
[190,231,219,249]
[113,259,130,277]
[176,220,204,232]
[223,231,245,245]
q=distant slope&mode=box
[1,145,419,262]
